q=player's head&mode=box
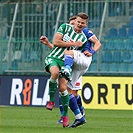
[74,12,88,33]
[69,16,77,25]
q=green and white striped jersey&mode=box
[47,23,87,61]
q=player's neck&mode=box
[74,27,82,33]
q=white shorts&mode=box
[72,76,82,90]
[67,50,92,89]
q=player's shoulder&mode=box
[59,23,73,29]
[82,27,93,34]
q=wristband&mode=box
[90,49,96,55]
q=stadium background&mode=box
[0,0,133,110]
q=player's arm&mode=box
[84,36,102,57]
[53,33,82,47]
[40,36,54,49]
[89,35,102,52]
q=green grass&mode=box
[0,106,133,133]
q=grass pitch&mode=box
[0,106,132,133]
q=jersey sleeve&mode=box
[82,28,94,39]
[56,23,66,35]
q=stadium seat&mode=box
[127,27,133,37]
[109,63,119,72]
[30,51,39,61]
[89,62,97,71]
[13,51,22,61]
[11,51,22,70]
[118,63,127,72]
[23,51,30,62]
[112,51,122,63]
[126,42,133,50]
[101,63,109,72]
[2,62,7,71]
[102,51,112,63]
[102,40,114,51]
[118,28,127,38]
[121,51,131,63]
[92,54,97,63]
[127,63,133,72]
[113,40,122,50]
[107,28,118,38]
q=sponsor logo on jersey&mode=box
[63,34,73,42]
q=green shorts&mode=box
[45,57,64,73]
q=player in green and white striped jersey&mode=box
[44,12,88,127]
[45,23,87,62]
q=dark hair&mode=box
[69,16,77,22]
[77,12,89,20]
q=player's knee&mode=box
[72,90,78,97]
[64,50,74,57]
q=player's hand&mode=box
[83,50,92,57]
[74,41,83,47]
[40,36,49,45]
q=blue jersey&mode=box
[81,27,95,52]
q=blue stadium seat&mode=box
[23,51,30,62]
[127,63,133,72]
[30,51,39,61]
[126,43,133,50]
[107,41,114,50]
[121,51,131,63]
[101,63,109,72]
[103,40,114,51]
[2,62,7,71]
[118,63,127,72]
[89,62,97,71]
[113,40,122,50]
[92,54,97,63]
[127,27,133,37]
[109,63,119,72]
[118,28,127,38]
[112,51,122,63]
[102,51,112,63]
[107,28,118,38]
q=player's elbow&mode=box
[99,42,102,48]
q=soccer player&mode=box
[40,16,85,125]
[40,15,84,116]
[42,12,89,127]
[60,26,102,128]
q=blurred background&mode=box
[0,0,133,76]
